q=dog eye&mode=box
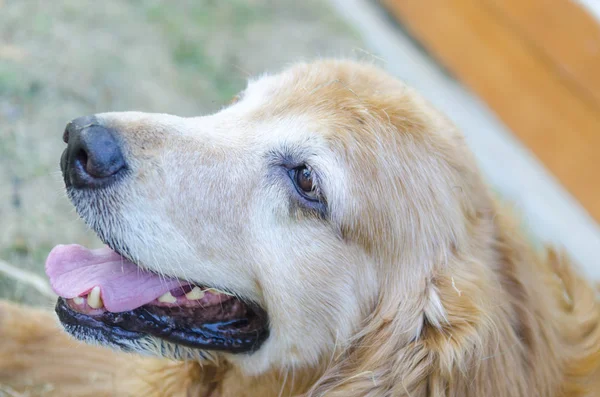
[297,167,314,192]
[291,165,318,201]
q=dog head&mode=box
[46,60,489,376]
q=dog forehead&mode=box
[210,61,434,174]
[237,72,360,138]
[242,63,362,112]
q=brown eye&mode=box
[292,165,318,201]
[297,167,313,191]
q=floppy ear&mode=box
[305,250,502,396]
[309,206,600,397]
[303,231,510,396]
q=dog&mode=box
[1,60,599,396]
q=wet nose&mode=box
[61,116,126,188]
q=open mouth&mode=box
[45,245,269,354]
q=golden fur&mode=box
[1,60,599,396]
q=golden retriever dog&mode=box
[1,60,599,397]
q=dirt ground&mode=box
[0,0,364,306]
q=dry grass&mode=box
[0,0,363,306]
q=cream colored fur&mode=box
[1,60,599,396]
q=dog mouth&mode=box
[46,245,269,354]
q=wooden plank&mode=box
[487,0,600,109]
[383,0,600,223]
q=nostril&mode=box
[63,119,126,188]
[73,148,89,175]
[63,124,71,144]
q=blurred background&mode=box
[1,0,599,308]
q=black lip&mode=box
[55,297,269,354]
[55,298,144,350]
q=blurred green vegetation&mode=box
[0,0,362,306]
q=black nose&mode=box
[61,116,126,188]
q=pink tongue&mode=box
[45,244,185,312]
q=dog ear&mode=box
[309,212,600,397]
[305,260,493,396]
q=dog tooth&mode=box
[73,296,84,305]
[88,286,103,309]
[158,291,177,303]
[204,287,234,296]
[185,286,205,300]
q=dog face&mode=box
[47,60,481,375]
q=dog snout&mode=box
[61,116,126,188]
